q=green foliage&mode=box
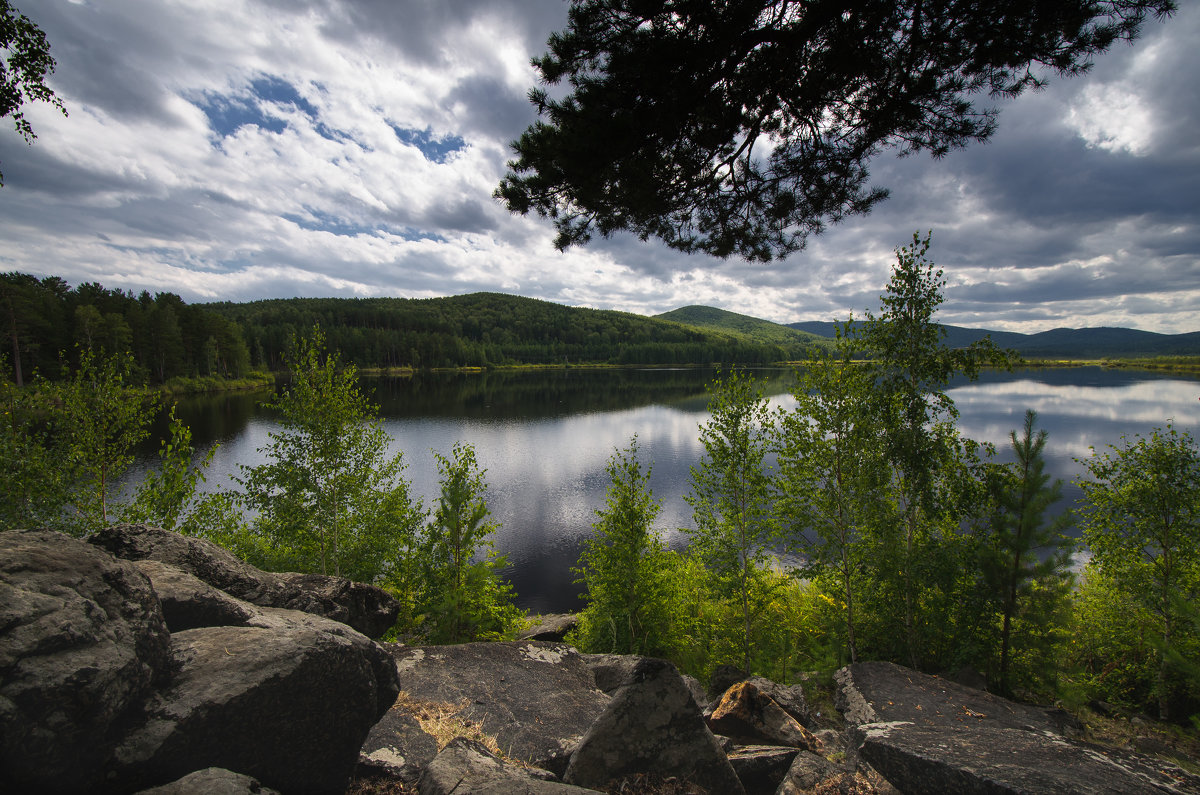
[236,327,424,583]
[776,320,887,663]
[686,370,781,674]
[1077,423,1200,719]
[978,410,1074,695]
[56,348,159,534]
[0,356,71,529]
[1,1,67,185]
[851,233,1011,669]
[498,0,1172,259]
[119,403,244,540]
[572,437,674,656]
[418,441,523,643]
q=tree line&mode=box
[1,272,253,385]
[2,274,823,385]
[3,236,1195,724]
[208,292,819,369]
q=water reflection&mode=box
[124,366,1198,614]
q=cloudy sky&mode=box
[2,1,1197,333]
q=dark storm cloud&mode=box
[447,74,539,140]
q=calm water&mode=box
[126,366,1200,614]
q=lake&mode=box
[125,366,1200,614]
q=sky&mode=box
[1,1,1197,334]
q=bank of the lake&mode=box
[125,364,1200,615]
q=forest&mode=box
[1,273,827,385]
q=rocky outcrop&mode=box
[582,652,710,710]
[1,529,174,793]
[90,523,399,638]
[518,612,579,642]
[113,609,398,793]
[390,640,610,775]
[563,657,746,794]
[3,527,400,794]
[837,661,1200,795]
[133,767,279,794]
[708,681,823,751]
[419,737,598,794]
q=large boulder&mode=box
[563,657,746,794]
[517,613,578,642]
[131,559,257,632]
[836,661,1200,795]
[725,745,800,795]
[707,681,822,751]
[90,523,399,638]
[390,641,609,774]
[113,608,400,794]
[133,767,280,794]
[418,737,598,795]
[0,529,173,793]
[582,652,710,711]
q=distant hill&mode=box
[655,306,830,351]
[206,293,815,369]
[787,321,1200,359]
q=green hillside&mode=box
[207,292,809,369]
[656,305,830,351]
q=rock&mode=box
[851,721,1200,794]
[113,609,400,794]
[708,682,822,751]
[391,641,609,775]
[837,662,1200,795]
[834,660,1071,735]
[775,751,880,795]
[356,696,439,783]
[518,612,579,641]
[726,745,800,795]
[709,663,748,699]
[89,523,399,638]
[419,737,597,794]
[704,667,814,728]
[0,528,173,794]
[563,657,746,794]
[581,652,709,711]
[132,559,256,631]
[133,767,280,794]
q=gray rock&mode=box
[834,660,1072,735]
[518,613,579,641]
[419,737,598,794]
[705,670,813,729]
[563,657,746,794]
[391,641,609,775]
[708,681,822,751]
[850,721,1200,794]
[132,559,256,631]
[774,751,872,795]
[583,652,709,711]
[726,745,800,795]
[134,767,280,794]
[90,523,399,638]
[114,609,400,794]
[357,699,439,783]
[0,528,172,794]
[837,662,1200,795]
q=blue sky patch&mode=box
[197,75,349,141]
[391,125,467,164]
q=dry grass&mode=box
[392,691,505,757]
